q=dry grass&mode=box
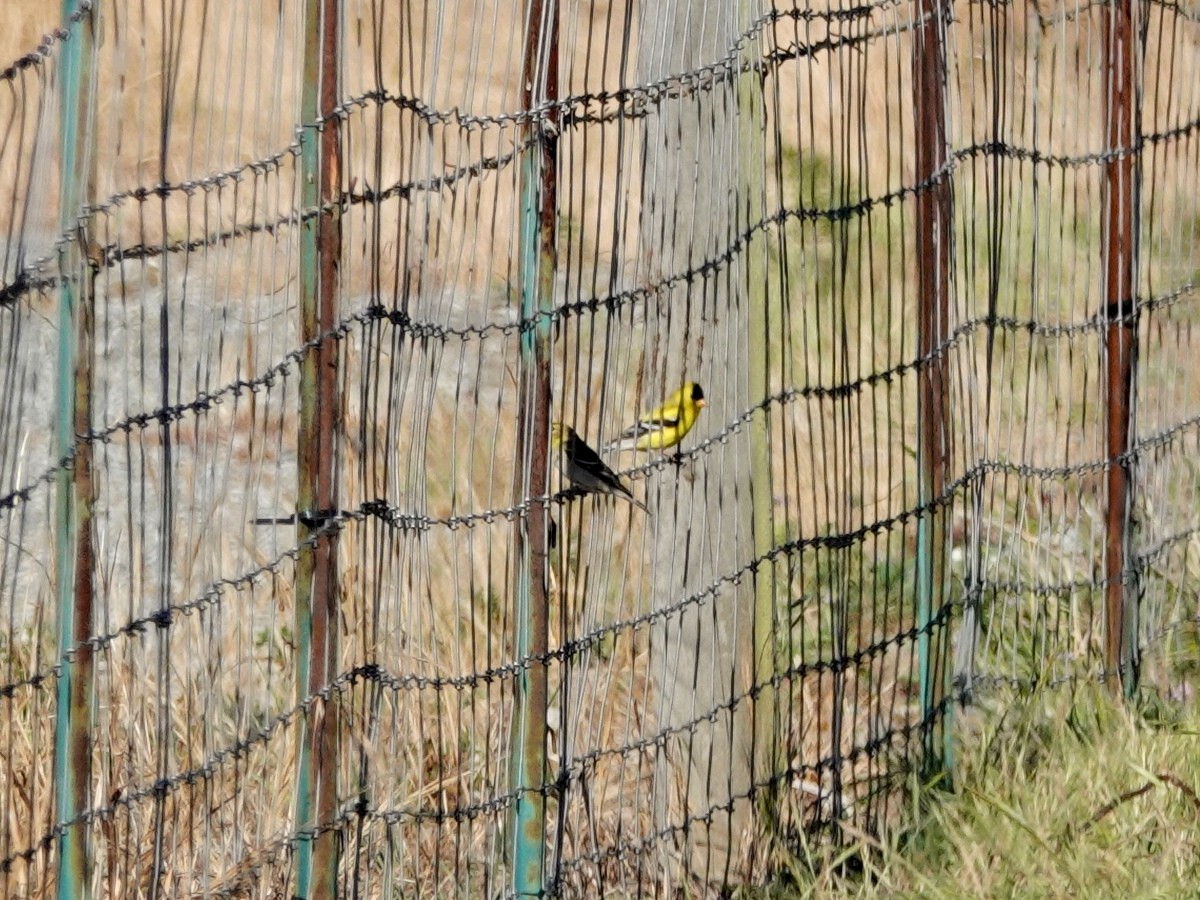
[0,0,1199,897]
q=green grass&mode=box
[782,529,917,672]
[755,684,1200,898]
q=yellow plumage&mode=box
[606,382,706,452]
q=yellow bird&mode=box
[606,382,706,452]
[550,422,648,512]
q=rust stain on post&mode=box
[311,0,342,882]
[296,0,342,896]
[69,256,97,874]
[913,0,951,773]
[509,0,557,893]
[1102,0,1138,694]
[54,4,98,896]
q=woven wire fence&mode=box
[1,0,1199,896]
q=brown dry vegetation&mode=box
[1,0,1199,897]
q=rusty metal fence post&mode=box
[509,0,558,893]
[1102,0,1140,696]
[912,0,953,776]
[294,0,342,896]
[53,2,99,897]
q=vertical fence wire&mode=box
[742,0,781,854]
[0,1,1198,897]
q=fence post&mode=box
[1102,0,1139,697]
[294,0,342,896]
[509,0,557,894]
[912,0,952,776]
[53,3,98,897]
[637,2,755,883]
[739,2,780,861]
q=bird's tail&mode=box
[621,493,650,513]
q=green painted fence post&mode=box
[295,0,342,897]
[509,0,558,894]
[54,2,98,897]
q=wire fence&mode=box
[1,0,1198,896]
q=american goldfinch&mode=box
[605,382,706,452]
[550,421,648,512]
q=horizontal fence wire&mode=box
[0,0,1198,896]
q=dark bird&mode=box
[551,421,648,512]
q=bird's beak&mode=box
[697,398,707,408]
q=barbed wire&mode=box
[11,255,1193,510]
[11,534,1182,884]
[1,245,1192,521]
[1,283,1195,541]
[0,629,955,881]
[7,109,1198,314]
[0,0,92,83]
[12,418,1197,711]
[2,0,1199,894]
[547,693,958,893]
[5,2,1200,310]
[0,662,376,876]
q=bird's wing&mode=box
[578,446,647,510]
[622,407,681,438]
[571,437,626,491]
[641,405,682,428]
